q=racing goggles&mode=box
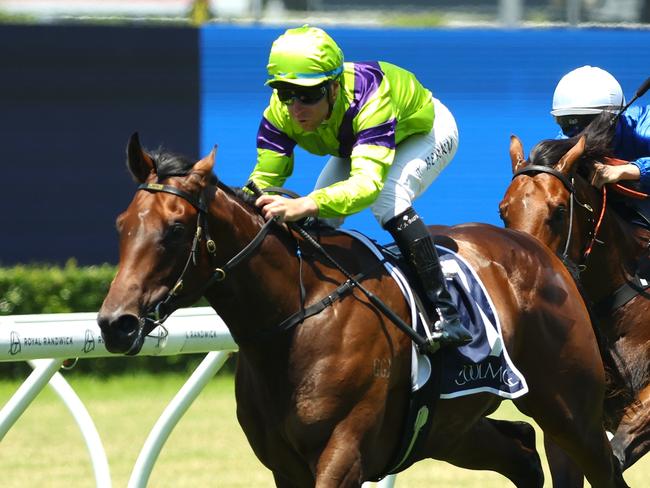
[557,114,598,138]
[276,84,328,106]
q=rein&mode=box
[513,164,605,271]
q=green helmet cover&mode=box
[266,25,344,87]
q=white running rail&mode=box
[0,308,396,487]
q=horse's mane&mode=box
[148,148,264,216]
[148,148,219,185]
[228,185,258,207]
[528,111,617,172]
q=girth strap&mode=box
[594,274,650,316]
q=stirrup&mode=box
[431,316,472,348]
[418,337,441,355]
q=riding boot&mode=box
[384,208,472,349]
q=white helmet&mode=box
[551,66,625,116]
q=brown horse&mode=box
[98,133,628,487]
[499,112,650,475]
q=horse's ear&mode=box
[126,132,155,183]
[509,135,526,174]
[557,136,586,175]
[192,145,217,180]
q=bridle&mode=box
[512,164,607,271]
[135,182,275,333]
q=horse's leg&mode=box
[518,388,628,488]
[610,385,650,470]
[543,435,584,487]
[426,416,544,487]
[314,425,364,488]
[236,370,316,486]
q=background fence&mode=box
[0,308,398,487]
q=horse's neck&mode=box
[203,191,303,346]
[582,208,643,300]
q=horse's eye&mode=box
[164,223,186,243]
[549,205,567,225]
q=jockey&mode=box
[248,25,471,348]
[551,66,650,196]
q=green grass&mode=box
[1,372,649,487]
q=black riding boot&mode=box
[384,208,472,349]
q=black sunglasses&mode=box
[276,85,328,106]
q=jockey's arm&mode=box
[591,162,641,189]
[309,146,391,218]
[617,105,650,191]
[248,112,297,191]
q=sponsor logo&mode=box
[454,362,520,388]
[425,138,455,170]
[9,331,21,355]
[396,212,420,231]
[185,330,220,339]
[83,329,95,353]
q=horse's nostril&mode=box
[98,313,143,354]
[98,313,140,336]
[115,314,140,336]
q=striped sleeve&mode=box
[248,112,297,189]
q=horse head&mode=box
[499,111,632,273]
[98,133,217,355]
[499,134,598,265]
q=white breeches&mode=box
[313,97,459,227]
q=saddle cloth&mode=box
[340,229,529,400]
